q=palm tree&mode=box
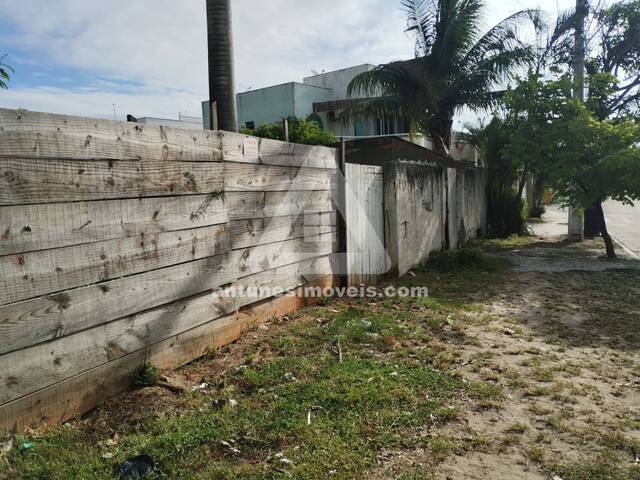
[346,0,538,155]
[206,0,238,132]
[0,54,14,90]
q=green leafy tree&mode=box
[241,117,338,147]
[344,0,537,155]
[586,0,640,120]
[504,75,640,258]
[0,54,13,89]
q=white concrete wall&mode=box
[303,64,377,100]
[385,161,446,277]
[384,161,488,276]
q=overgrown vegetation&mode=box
[463,118,529,238]
[241,116,338,147]
[130,363,160,389]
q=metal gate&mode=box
[345,163,388,285]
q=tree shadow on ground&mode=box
[400,236,640,352]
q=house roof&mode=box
[345,136,472,169]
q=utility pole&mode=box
[568,0,588,241]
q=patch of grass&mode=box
[527,446,545,464]
[545,415,571,433]
[3,305,470,480]
[130,362,160,388]
[531,367,555,383]
[505,423,529,434]
[547,460,640,480]
[396,467,436,479]
[426,248,509,273]
[471,235,537,252]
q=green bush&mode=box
[241,116,338,147]
[130,363,160,388]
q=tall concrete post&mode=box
[568,0,588,241]
[206,0,238,132]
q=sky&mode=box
[0,0,575,122]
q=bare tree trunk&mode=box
[584,204,602,237]
[206,0,238,132]
[431,115,454,249]
[595,201,616,259]
[517,168,528,198]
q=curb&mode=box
[611,234,640,260]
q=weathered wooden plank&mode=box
[0,258,335,406]
[0,108,222,162]
[0,158,224,205]
[0,190,334,256]
[220,131,338,169]
[258,138,338,170]
[226,190,334,221]
[0,231,337,354]
[0,274,335,434]
[346,163,387,285]
[224,162,335,192]
[0,224,230,305]
[0,195,227,256]
[229,212,336,250]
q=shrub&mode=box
[241,116,338,147]
[130,363,160,388]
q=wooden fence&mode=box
[0,109,340,433]
[345,163,388,285]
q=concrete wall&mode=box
[384,161,488,276]
[384,161,446,277]
[293,83,332,120]
[237,83,294,128]
[304,64,378,138]
[236,82,331,129]
[447,167,488,250]
[303,64,376,100]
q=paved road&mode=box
[604,201,640,258]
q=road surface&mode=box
[604,201,640,258]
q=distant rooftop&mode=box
[134,114,203,130]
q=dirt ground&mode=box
[3,222,640,480]
[376,235,640,480]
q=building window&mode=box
[354,117,367,137]
[375,116,410,136]
[375,116,394,135]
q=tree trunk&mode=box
[430,115,454,249]
[584,204,602,237]
[206,0,238,132]
[595,201,616,259]
[517,168,528,198]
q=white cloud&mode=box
[0,0,576,119]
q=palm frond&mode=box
[464,9,539,65]
[0,54,14,90]
[435,0,484,69]
[402,0,439,55]
[456,47,533,109]
[338,96,406,125]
